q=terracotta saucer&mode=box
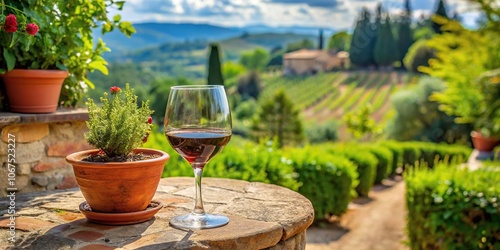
[79,200,163,225]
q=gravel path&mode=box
[306,177,408,250]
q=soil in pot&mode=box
[82,152,161,162]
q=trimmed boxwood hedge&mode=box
[405,164,500,249]
[145,132,474,221]
[319,143,378,197]
[380,141,403,175]
[364,145,393,184]
[285,148,358,219]
[399,141,472,170]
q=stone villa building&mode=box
[283,49,349,76]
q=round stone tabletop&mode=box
[0,177,314,250]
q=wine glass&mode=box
[164,85,232,230]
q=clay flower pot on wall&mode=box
[66,148,169,213]
[470,131,500,152]
[1,69,68,113]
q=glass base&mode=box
[170,213,229,230]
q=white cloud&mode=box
[110,0,477,29]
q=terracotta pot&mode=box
[1,69,68,113]
[470,131,500,152]
[66,148,170,213]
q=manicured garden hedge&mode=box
[145,132,474,221]
[285,148,358,219]
[319,143,378,197]
[364,145,393,184]
[379,141,403,175]
[381,141,472,174]
[405,164,500,249]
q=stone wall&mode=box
[0,109,91,197]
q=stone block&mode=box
[0,141,6,155]
[56,174,78,189]
[32,176,49,187]
[0,217,54,232]
[50,121,88,141]
[47,141,92,157]
[16,175,30,191]
[16,163,32,175]
[47,174,65,190]
[1,123,49,143]
[32,159,69,172]
[0,166,9,197]
[79,244,115,250]
[15,141,46,164]
[67,230,105,242]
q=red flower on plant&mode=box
[25,23,38,36]
[110,86,121,94]
[4,14,18,33]
[142,116,153,143]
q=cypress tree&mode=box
[349,8,375,67]
[432,0,449,34]
[398,0,414,67]
[207,43,224,86]
[318,29,324,50]
[374,15,399,67]
[371,3,383,67]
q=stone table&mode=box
[0,177,314,249]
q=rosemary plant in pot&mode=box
[66,84,169,224]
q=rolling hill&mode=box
[98,32,315,80]
[95,22,328,54]
[96,22,243,53]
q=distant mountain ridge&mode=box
[96,22,333,53]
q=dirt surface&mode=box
[306,177,409,250]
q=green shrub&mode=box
[146,133,300,190]
[85,84,153,158]
[434,143,471,165]
[412,142,471,169]
[320,143,378,197]
[379,141,403,175]
[399,142,422,170]
[285,147,358,219]
[405,164,500,249]
[305,120,339,143]
[403,39,435,73]
[207,140,299,190]
[364,145,393,184]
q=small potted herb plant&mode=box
[66,84,169,224]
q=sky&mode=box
[112,0,481,30]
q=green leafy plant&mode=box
[85,84,153,158]
[423,18,500,137]
[343,103,382,140]
[0,3,38,63]
[405,164,500,249]
[286,147,358,219]
[1,0,135,107]
[251,89,304,147]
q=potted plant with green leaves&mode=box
[66,84,170,225]
[469,69,500,152]
[431,68,500,152]
[0,0,135,113]
[423,19,500,154]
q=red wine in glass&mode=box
[166,129,231,167]
[164,85,232,230]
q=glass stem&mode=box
[192,165,205,215]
